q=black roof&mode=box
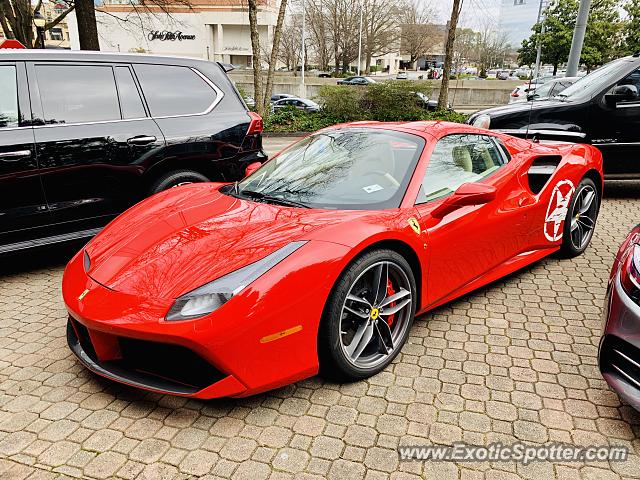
[0,50,213,68]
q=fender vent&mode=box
[527,155,562,194]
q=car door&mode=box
[592,67,640,177]
[414,133,526,305]
[0,61,51,249]
[29,61,165,230]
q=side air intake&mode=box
[527,156,562,194]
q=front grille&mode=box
[68,317,224,394]
[600,335,640,391]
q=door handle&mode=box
[127,136,157,145]
[0,150,31,161]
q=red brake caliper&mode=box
[386,279,396,327]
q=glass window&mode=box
[235,128,425,210]
[36,65,120,124]
[134,64,217,117]
[417,134,506,204]
[0,66,19,128]
[614,67,640,104]
[115,67,146,119]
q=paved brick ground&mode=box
[1,178,640,479]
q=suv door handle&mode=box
[0,150,32,161]
[127,136,157,145]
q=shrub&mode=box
[263,81,468,133]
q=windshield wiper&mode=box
[240,189,311,209]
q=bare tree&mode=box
[361,0,402,73]
[263,0,289,112]
[0,0,74,48]
[399,0,439,69]
[247,0,265,115]
[278,16,302,70]
[437,0,463,109]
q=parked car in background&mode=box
[272,97,321,113]
[243,95,256,108]
[0,51,265,254]
[526,77,580,101]
[497,70,510,80]
[508,83,538,103]
[396,71,408,80]
[337,76,377,85]
[467,55,640,178]
[270,93,296,103]
[415,92,449,111]
[600,224,640,410]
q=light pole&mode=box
[533,0,545,80]
[566,0,592,77]
[33,10,46,49]
[357,0,363,75]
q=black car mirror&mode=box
[605,84,639,106]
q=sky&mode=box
[425,0,503,30]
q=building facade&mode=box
[498,0,541,48]
[67,0,278,66]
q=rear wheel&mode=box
[319,249,416,381]
[149,170,210,194]
[559,177,599,258]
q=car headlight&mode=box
[472,114,491,130]
[166,241,307,321]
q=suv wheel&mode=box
[150,170,210,194]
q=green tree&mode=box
[518,0,623,74]
[624,0,640,55]
[518,0,576,75]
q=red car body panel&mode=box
[62,121,604,398]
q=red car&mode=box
[63,121,603,398]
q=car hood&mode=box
[84,184,369,299]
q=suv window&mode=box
[114,66,146,119]
[36,65,121,124]
[417,134,506,204]
[613,67,640,105]
[134,64,217,117]
[0,65,19,128]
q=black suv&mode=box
[467,55,640,179]
[0,51,265,253]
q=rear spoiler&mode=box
[496,129,587,143]
[218,62,235,73]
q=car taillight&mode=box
[511,90,519,97]
[620,244,640,304]
[247,112,263,135]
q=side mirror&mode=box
[606,84,639,106]
[431,183,497,219]
[244,162,262,178]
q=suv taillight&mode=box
[621,244,640,304]
[247,112,263,135]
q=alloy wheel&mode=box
[339,261,413,369]
[569,184,597,250]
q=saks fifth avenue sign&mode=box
[148,30,196,41]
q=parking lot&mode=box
[0,137,639,479]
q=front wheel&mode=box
[149,170,210,195]
[559,177,599,258]
[319,249,416,381]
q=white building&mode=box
[498,0,542,48]
[67,0,278,67]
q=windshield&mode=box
[557,58,631,100]
[234,129,425,210]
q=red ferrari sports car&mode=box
[63,121,603,398]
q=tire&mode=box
[558,177,600,258]
[318,249,417,381]
[149,170,210,195]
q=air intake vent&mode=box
[527,156,562,194]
